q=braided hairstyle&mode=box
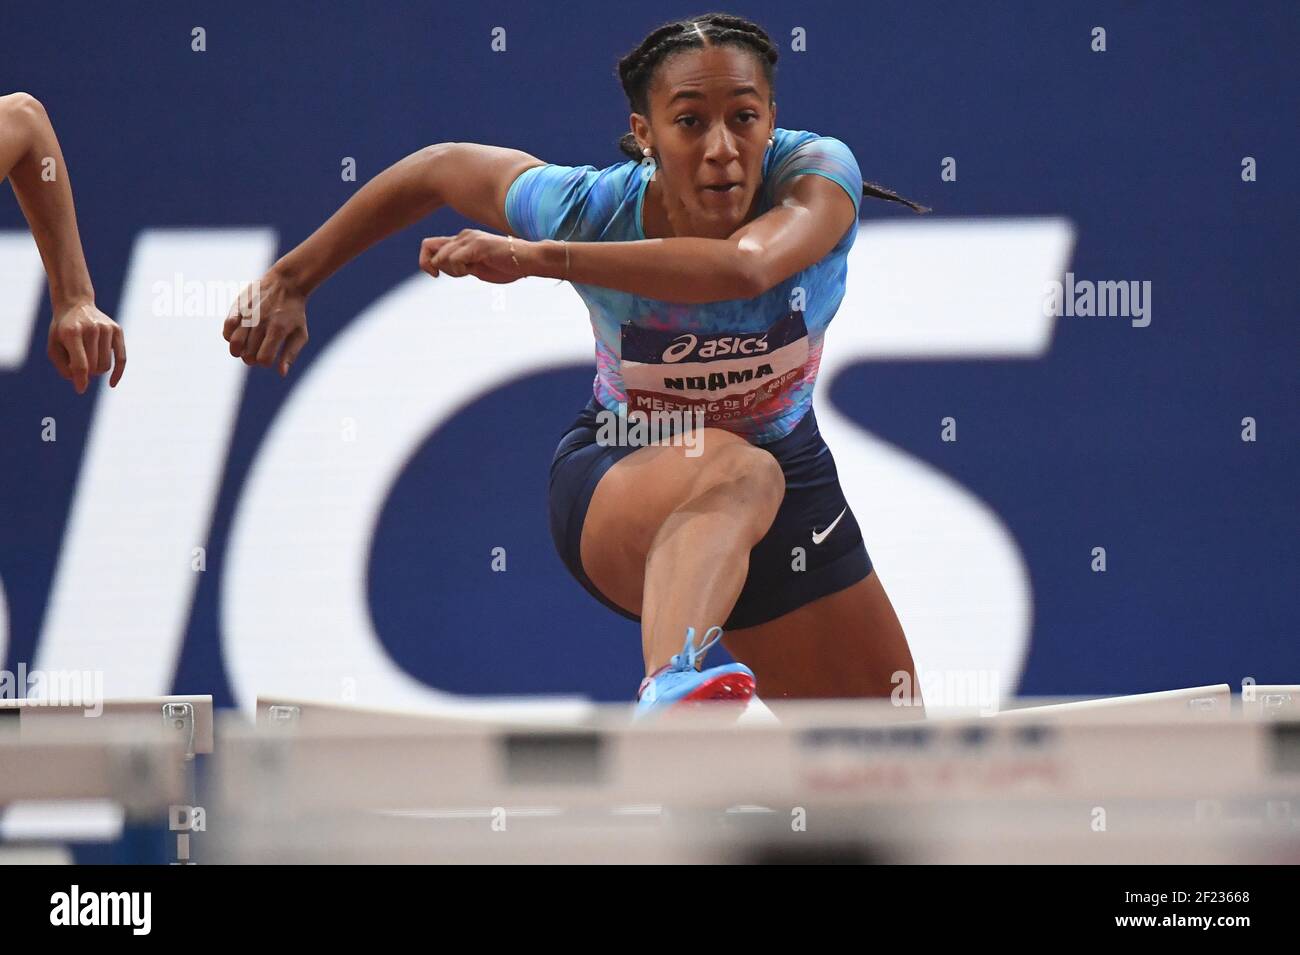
[615,12,928,214]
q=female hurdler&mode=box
[223,14,923,716]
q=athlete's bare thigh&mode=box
[721,571,921,705]
[579,426,778,615]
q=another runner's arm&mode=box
[517,172,857,303]
[1,92,96,311]
[271,142,544,295]
[3,92,128,392]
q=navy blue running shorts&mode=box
[548,398,872,631]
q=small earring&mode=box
[639,145,656,180]
[767,137,774,147]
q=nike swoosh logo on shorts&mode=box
[811,506,848,545]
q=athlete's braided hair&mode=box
[615,12,929,214]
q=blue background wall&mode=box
[1,1,1296,705]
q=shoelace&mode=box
[669,625,724,671]
[636,626,726,702]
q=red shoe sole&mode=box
[680,671,756,704]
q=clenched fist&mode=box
[419,229,525,284]
[47,301,125,393]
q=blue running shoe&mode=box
[634,626,756,718]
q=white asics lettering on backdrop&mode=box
[1,218,1074,716]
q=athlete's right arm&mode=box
[224,142,544,375]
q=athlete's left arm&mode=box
[425,173,856,304]
[725,172,859,294]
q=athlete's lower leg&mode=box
[639,446,783,675]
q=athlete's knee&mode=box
[692,441,785,517]
[1,92,47,130]
[746,448,786,516]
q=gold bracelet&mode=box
[508,234,522,273]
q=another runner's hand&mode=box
[420,229,522,284]
[223,270,310,377]
[48,301,126,394]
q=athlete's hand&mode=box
[223,269,310,377]
[419,229,522,284]
[47,301,126,394]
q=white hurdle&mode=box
[197,687,1300,863]
[0,695,214,861]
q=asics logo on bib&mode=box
[660,332,770,363]
[623,312,810,429]
[662,335,696,363]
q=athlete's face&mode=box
[632,45,776,239]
